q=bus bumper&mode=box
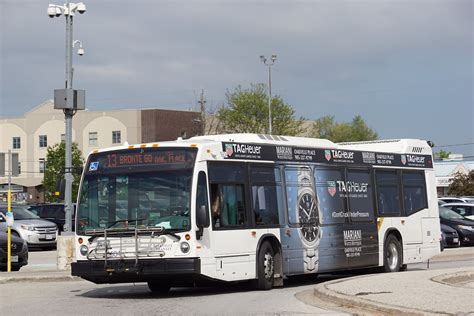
[71,258,200,284]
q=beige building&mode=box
[0,100,202,203]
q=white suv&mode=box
[0,204,58,249]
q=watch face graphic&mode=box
[298,192,319,242]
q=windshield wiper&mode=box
[154,226,181,240]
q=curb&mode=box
[0,272,81,284]
[313,270,474,316]
[313,274,426,316]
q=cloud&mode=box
[0,0,472,155]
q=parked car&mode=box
[0,204,58,249]
[27,203,76,232]
[0,231,28,271]
[440,203,474,221]
[438,196,474,204]
[438,206,474,246]
[440,223,460,250]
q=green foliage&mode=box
[435,150,451,160]
[447,171,474,196]
[310,115,378,142]
[42,142,84,202]
[217,83,305,135]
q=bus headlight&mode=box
[180,242,190,254]
[80,245,89,256]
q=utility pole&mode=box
[48,1,86,234]
[198,89,206,135]
[48,1,86,270]
[260,54,277,135]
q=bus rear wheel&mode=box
[384,234,402,272]
[147,281,171,294]
[255,241,274,290]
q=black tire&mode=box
[383,234,402,272]
[11,266,21,272]
[147,281,171,294]
[255,241,274,290]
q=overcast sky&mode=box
[1,0,472,156]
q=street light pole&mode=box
[64,0,74,235]
[260,54,277,135]
[48,1,86,234]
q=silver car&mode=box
[0,205,58,249]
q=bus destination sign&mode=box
[87,148,197,173]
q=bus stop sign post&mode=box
[6,149,14,272]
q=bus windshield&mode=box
[76,148,196,235]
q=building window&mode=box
[89,132,98,146]
[61,134,65,143]
[112,131,121,144]
[13,137,21,149]
[39,158,45,174]
[39,135,48,148]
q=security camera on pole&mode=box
[47,1,86,270]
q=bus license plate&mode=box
[11,256,18,262]
[45,234,54,240]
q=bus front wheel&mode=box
[383,234,402,272]
[255,241,275,290]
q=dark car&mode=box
[440,223,460,250]
[440,203,474,221]
[0,231,28,271]
[439,206,474,246]
[27,203,76,232]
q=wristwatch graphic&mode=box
[297,167,321,273]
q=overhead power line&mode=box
[433,142,474,148]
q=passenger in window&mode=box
[211,185,224,227]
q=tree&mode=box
[435,149,451,160]
[447,171,474,196]
[310,115,378,142]
[217,83,305,135]
[42,142,84,202]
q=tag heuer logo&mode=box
[325,150,332,161]
[225,144,233,157]
[401,155,407,165]
[327,181,337,197]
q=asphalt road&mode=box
[2,248,473,316]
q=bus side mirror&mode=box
[196,205,210,239]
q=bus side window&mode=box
[347,169,374,222]
[375,170,401,216]
[250,165,281,227]
[402,171,427,216]
[211,183,246,228]
[251,185,279,226]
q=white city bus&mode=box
[71,134,440,292]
